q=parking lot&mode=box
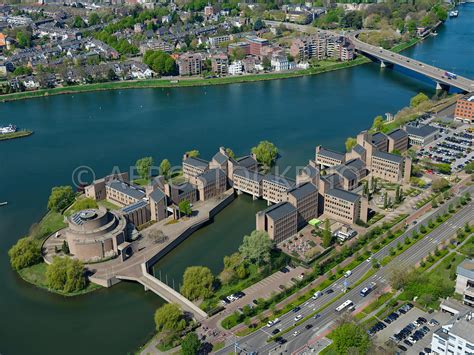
[371,304,451,354]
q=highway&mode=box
[217,187,474,354]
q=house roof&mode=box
[236,155,257,169]
[371,132,388,145]
[263,202,296,221]
[197,168,226,185]
[149,188,166,202]
[122,199,148,214]
[449,318,474,343]
[457,258,474,280]
[387,128,408,141]
[233,167,264,182]
[287,182,317,200]
[263,174,295,188]
[405,124,438,138]
[372,150,403,164]
[325,188,360,203]
[183,156,209,168]
[318,147,344,161]
[176,182,196,196]
[321,173,341,188]
[212,151,228,165]
[352,144,366,155]
[107,180,145,200]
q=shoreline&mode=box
[0,37,421,104]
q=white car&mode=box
[312,291,322,300]
[344,270,352,278]
[294,314,302,322]
[293,330,299,337]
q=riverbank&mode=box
[0,130,33,141]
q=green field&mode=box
[0,130,33,141]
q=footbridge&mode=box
[349,32,474,92]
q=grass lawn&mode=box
[30,210,67,242]
[18,262,101,296]
[459,235,474,257]
[98,199,121,210]
[132,178,150,186]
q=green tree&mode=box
[179,199,192,216]
[13,65,33,76]
[181,332,201,355]
[16,30,31,48]
[88,13,100,26]
[185,150,200,158]
[239,230,273,266]
[432,178,449,192]
[219,252,247,283]
[73,15,86,28]
[372,115,384,132]
[154,303,186,333]
[159,159,171,178]
[225,147,235,159]
[136,156,154,180]
[47,185,75,212]
[8,237,42,271]
[410,92,429,108]
[46,256,86,293]
[143,50,177,76]
[253,18,264,31]
[251,140,278,168]
[322,219,333,248]
[262,56,271,70]
[61,240,69,254]
[332,321,371,354]
[345,137,357,152]
[181,266,214,300]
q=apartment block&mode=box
[296,160,320,186]
[262,174,295,204]
[165,182,198,205]
[387,128,409,153]
[323,188,368,225]
[256,202,297,243]
[455,259,474,308]
[182,155,209,185]
[177,53,203,76]
[371,132,388,152]
[228,41,250,56]
[329,158,367,191]
[148,187,167,222]
[105,180,146,207]
[371,150,410,183]
[246,36,269,56]
[233,167,264,198]
[85,172,129,201]
[315,145,345,168]
[286,182,318,228]
[454,94,474,124]
[430,313,474,355]
[211,53,228,75]
[196,168,227,201]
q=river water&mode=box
[0,5,472,354]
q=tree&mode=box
[225,147,235,159]
[136,156,154,180]
[432,178,449,192]
[262,56,271,70]
[322,219,332,248]
[8,237,42,271]
[239,230,273,266]
[88,13,100,26]
[181,266,214,300]
[179,199,192,217]
[332,321,371,354]
[345,137,357,152]
[185,150,200,158]
[16,30,31,48]
[251,141,278,168]
[181,332,201,355]
[253,18,264,31]
[220,252,247,284]
[372,115,384,132]
[160,159,171,178]
[389,267,411,290]
[47,185,75,212]
[61,240,69,254]
[154,303,186,334]
[143,50,177,76]
[73,15,86,28]
[410,92,429,108]
[46,256,86,293]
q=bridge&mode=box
[263,20,474,92]
[349,32,474,92]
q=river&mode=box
[0,5,472,354]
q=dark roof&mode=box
[317,147,344,161]
[233,167,264,182]
[122,199,148,214]
[263,174,295,188]
[107,180,145,200]
[287,182,317,200]
[352,144,366,155]
[405,124,438,138]
[176,182,196,195]
[212,151,228,165]
[371,132,388,145]
[325,188,360,203]
[345,158,365,171]
[183,156,209,168]
[334,164,358,181]
[387,128,408,141]
[236,155,257,169]
[372,150,403,164]
[298,163,319,178]
[263,202,296,220]
[149,188,166,202]
[197,168,226,185]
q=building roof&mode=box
[352,144,366,155]
[387,128,408,141]
[212,151,228,165]
[233,167,264,182]
[183,156,209,168]
[405,124,438,138]
[321,173,341,189]
[176,182,196,196]
[263,202,296,220]
[299,163,319,179]
[122,199,148,214]
[107,180,146,200]
[263,174,295,188]
[372,150,403,164]
[371,132,387,146]
[457,258,474,280]
[325,188,360,203]
[449,318,474,343]
[317,147,344,161]
[345,158,365,171]
[149,188,166,202]
[236,155,257,169]
[197,168,226,185]
[287,182,317,200]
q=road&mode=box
[217,187,473,354]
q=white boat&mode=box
[0,202,8,206]
[0,124,17,134]
[449,10,459,17]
